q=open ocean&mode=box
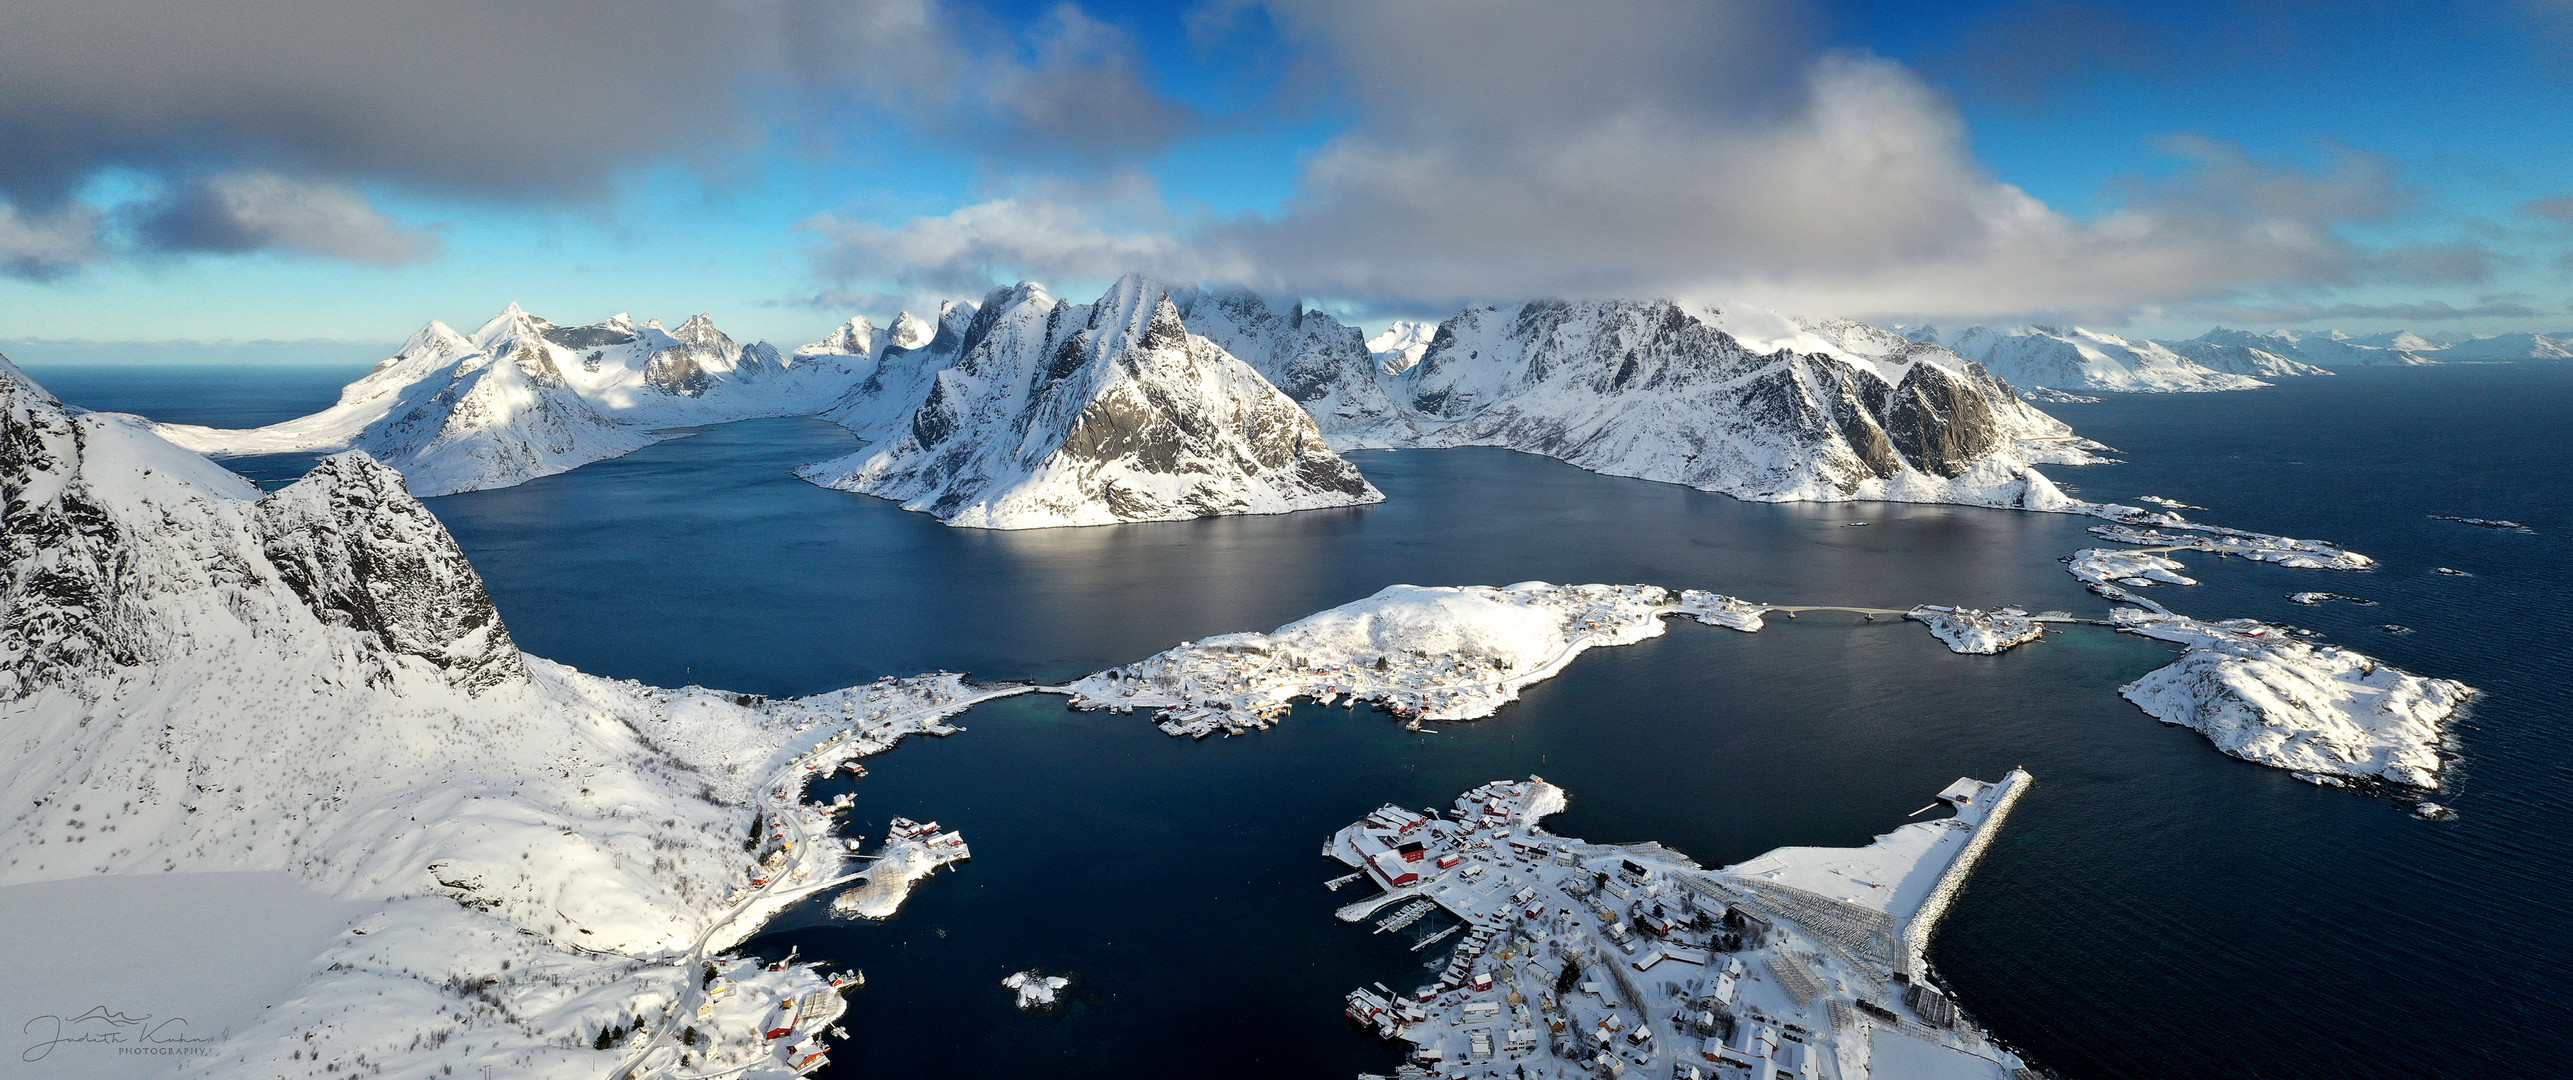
[23,359,2571,1079]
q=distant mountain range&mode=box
[136,280,2562,527]
[1900,324,2570,399]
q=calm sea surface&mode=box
[27,361,2573,1079]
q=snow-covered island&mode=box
[1332,774,2036,1079]
[830,816,972,920]
[2064,519,2374,613]
[2112,610,2473,789]
[1905,606,2046,654]
[1063,583,1772,737]
[1002,969,1072,1012]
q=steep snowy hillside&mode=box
[815,303,977,439]
[2186,327,2438,367]
[798,277,1383,528]
[159,304,874,495]
[1928,325,2269,393]
[1376,300,2099,507]
[1173,288,1426,447]
[2160,337,2335,378]
[0,354,970,1076]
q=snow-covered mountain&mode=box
[1175,288,1425,447]
[1367,320,1438,374]
[815,302,979,440]
[158,304,876,496]
[2177,327,2439,368]
[1355,301,2099,507]
[2159,337,2335,378]
[2433,331,2573,360]
[0,351,863,1071]
[2346,330,2454,352]
[1044,289,2101,509]
[797,277,1384,529]
[1921,325,2271,394]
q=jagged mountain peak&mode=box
[256,451,526,692]
[798,316,878,357]
[1367,321,1439,374]
[799,278,1382,529]
[886,312,934,350]
[472,303,555,349]
[673,312,731,349]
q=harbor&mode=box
[1328,773,2037,1079]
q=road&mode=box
[610,684,1039,1080]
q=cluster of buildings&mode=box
[1329,775,2040,1080]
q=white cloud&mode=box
[809,1,2486,325]
[802,194,1216,307]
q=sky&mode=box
[2,0,2570,353]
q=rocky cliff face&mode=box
[798,277,1382,528]
[2,355,525,698]
[817,303,979,440]
[1171,289,1425,447]
[254,452,525,691]
[0,357,151,697]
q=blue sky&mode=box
[1,0,2568,352]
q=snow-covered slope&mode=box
[1173,288,1425,447]
[2346,330,2452,352]
[2115,610,2471,788]
[0,353,959,1076]
[814,302,979,440]
[1377,301,2096,507]
[1926,325,2270,393]
[1366,320,1438,374]
[797,276,1383,529]
[158,304,875,496]
[2182,327,2438,368]
[2159,337,2335,378]
[2434,331,2573,360]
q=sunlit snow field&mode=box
[23,360,2573,1080]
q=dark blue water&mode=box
[15,362,370,429]
[31,363,2573,1079]
[15,361,371,488]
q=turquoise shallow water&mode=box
[32,361,2573,1079]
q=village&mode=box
[608,674,1030,1078]
[1328,774,2039,1080]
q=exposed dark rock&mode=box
[254,452,527,692]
